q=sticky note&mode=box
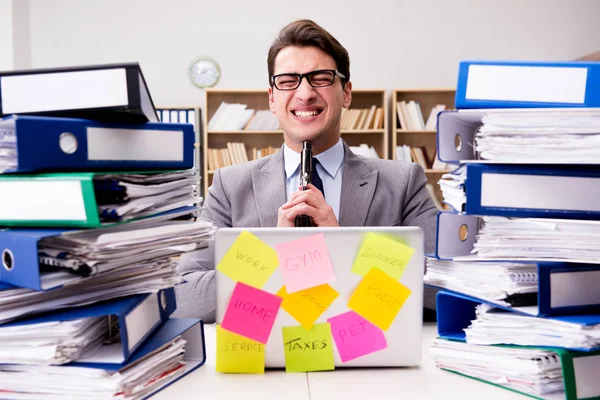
[275,233,335,293]
[277,284,339,330]
[347,268,411,331]
[351,232,415,280]
[221,282,282,343]
[216,230,279,288]
[282,323,335,372]
[216,325,265,374]
[327,311,387,362]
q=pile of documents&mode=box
[474,109,600,163]
[0,62,210,398]
[424,259,537,306]
[426,59,600,399]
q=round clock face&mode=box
[189,58,221,88]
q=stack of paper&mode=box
[430,338,565,399]
[0,336,187,399]
[464,304,600,350]
[38,218,216,289]
[424,259,538,305]
[94,170,200,222]
[0,317,107,364]
[474,109,600,163]
[0,258,180,324]
[438,166,466,212]
[0,118,16,172]
[470,216,600,262]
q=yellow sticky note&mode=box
[347,268,411,331]
[277,284,339,330]
[216,230,279,288]
[282,323,335,372]
[216,325,265,374]
[351,232,415,280]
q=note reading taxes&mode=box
[282,323,335,372]
[276,284,339,330]
[216,230,279,289]
[221,282,282,343]
[327,310,387,363]
[351,232,415,280]
[347,268,411,331]
[274,233,335,293]
[216,325,265,374]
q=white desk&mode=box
[154,322,523,400]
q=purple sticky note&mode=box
[222,282,282,344]
[327,311,388,362]
[275,233,335,293]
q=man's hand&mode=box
[277,184,339,227]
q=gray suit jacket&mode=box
[173,141,438,322]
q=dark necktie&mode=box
[311,157,325,197]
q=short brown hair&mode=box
[267,19,350,86]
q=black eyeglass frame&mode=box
[270,69,347,91]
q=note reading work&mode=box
[216,230,279,289]
[351,232,415,280]
[282,323,335,372]
[327,310,387,363]
[347,268,411,331]
[221,282,282,343]
[277,284,339,330]
[275,233,335,293]
[216,325,265,374]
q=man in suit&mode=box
[174,19,438,322]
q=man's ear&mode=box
[268,87,276,113]
[342,81,352,109]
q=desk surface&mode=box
[154,322,523,400]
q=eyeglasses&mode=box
[270,69,346,91]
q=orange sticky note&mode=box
[277,284,339,329]
[216,325,265,374]
[347,268,411,331]
[216,230,279,288]
[351,232,415,280]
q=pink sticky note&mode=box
[327,311,387,363]
[275,233,335,293]
[221,282,282,344]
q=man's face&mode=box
[268,45,352,154]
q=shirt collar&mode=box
[284,139,344,179]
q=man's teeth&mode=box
[294,110,320,117]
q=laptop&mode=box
[215,226,424,368]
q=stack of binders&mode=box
[0,63,213,399]
[425,60,600,400]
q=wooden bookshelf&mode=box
[203,88,388,195]
[156,106,204,196]
[391,89,456,206]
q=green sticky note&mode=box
[216,325,265,374]
[351,232,415,280]
[282,323,335,373]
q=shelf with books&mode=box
[156,106,203,196]
[203,88,388,194]
[391,88,456,206]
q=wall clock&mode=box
[189,57,221,88]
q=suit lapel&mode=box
[252,149,287,227]
[339,142,378,226]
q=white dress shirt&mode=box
[283,139,345,220]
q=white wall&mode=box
[11,0,31,69]
[24,0,600,108]
[0,0,13,70]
